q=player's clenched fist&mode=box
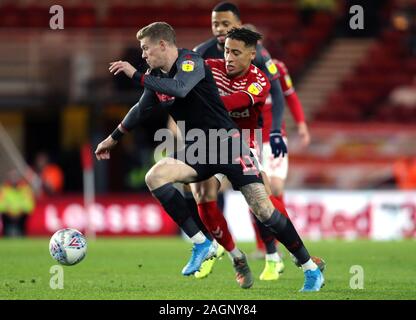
[109,60,137,78]
[95,136,118,160]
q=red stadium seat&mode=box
[0,4,23,28]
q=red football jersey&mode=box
[262,59,305,142]
[206,59,271,147]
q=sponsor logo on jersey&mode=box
[156,92,175,102]
[284,75,293,88]
[248,82,263,95]
[229,109,250,118]
[181,60,195,72]
[265,59,278,75]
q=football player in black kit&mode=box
[95,22,324,291]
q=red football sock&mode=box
[269,195,289,218]
[275,194,285,207]
[197,201,236,252]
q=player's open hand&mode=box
[109,60,137,78]
[95,136,118,160]
[297,122,311,148]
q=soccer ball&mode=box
[49,228,87,266]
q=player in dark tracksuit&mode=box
[95,22,324,291]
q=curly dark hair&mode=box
[225,27,262,47]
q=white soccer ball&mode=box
[49,228,87,266]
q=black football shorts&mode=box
[169,132,263,190]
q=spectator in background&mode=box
[297,0,337,25]
[0,169,35,237]
[34,152,64,195]
[393,156,416,189]
[391,0,416,55]
[389,76,416,108]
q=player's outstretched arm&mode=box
[95,89,158,160]
[109,60,137,78]
[254,45,287,157]
[136,57,205,98]
[269,79,285,132]
[95,136,118,160]
[268,80,287,158]
[120,89,159,131]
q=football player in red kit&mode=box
[190,28,323,290]
[249,57,318,279]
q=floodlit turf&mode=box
[0,237,415,300]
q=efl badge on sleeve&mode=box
[182,60,195,72]
[284,75,293,88]
[247,82,263,96]
[265,59,278,75]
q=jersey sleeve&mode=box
[120,88,159,131]
[142,53,205,98]
[204,58,222,70]
[254,45,285,131]
[242,69,271,107]
[276,60,295,96]
[275,60,305,124]
[255,44,280,82]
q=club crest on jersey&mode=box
[248,82,263,96]
[265,59,278,75]
[182,60,195,72]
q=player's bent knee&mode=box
[252,206,274,222]
[145,165,170,190]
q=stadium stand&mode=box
[0,0,414,190]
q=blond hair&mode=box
[136,22,176,45]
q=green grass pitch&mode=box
[1,237,415,300]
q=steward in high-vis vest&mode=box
[0,170,35,237]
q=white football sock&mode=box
[190,231,206,244]
[301,258,318,272]
[266,253,282,262]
